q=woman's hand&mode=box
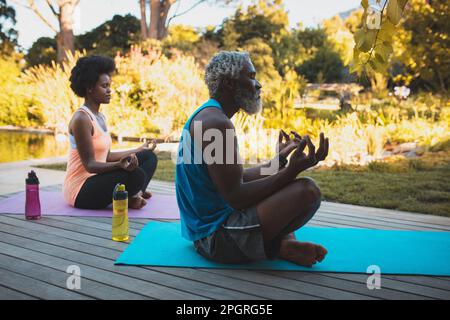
[119,153,138,171]
[139,139,157,152]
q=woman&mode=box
[63,55,158,210]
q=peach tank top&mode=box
[63,105,112,206]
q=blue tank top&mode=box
[175,99,235,241]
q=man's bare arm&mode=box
[201,115,297,209]
[242,159,283,183]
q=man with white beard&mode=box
[175,51,330,266]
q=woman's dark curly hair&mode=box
[69,56,115,98]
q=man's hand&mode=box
[287,133,329,175]
[277,129,301,159]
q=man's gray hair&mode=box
[205,51,250,97]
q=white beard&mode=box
[235,87,262,115]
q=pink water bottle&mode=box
[25,170,41,220]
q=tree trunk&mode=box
[157,0,172,39]
[149,0,175,40]
[139,0,148,40]
[149,0,161,39]
[435,68,447,93]
[56,0,77,63]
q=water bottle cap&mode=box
[113,183,127,200]
[26,170,39,184]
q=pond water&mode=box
[0,131,141,163]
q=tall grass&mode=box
[21,51,83,133]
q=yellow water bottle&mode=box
[112,184,129,242]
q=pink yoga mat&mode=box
[0,191,180,219]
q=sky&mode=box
[9,0,360,50]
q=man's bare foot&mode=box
[129,196,147,209]
[279,239,328,267]
[142,191,152,199]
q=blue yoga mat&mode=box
[115,221,450,276]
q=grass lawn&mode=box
[35,150,450,217]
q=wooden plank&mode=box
[0,222,262,300]
[48,216,147,236]
[199,269,377,300]
[321,202,450,226]
[0,214,132,251]
[148,267,321,300]
[0,266,92,300]
[0,223,123,259]
[0,285,38,300]
[306,220,360,229]
[317,273,450,300]
[79,216,151,228]
[46,215,139,236]
[261,270,431,300]
[311,215,443,231]
[311,216,409,230]
[0,253,149,300]
[316,210,450,231]
[312,214,449,231]
[381,275,450,292]
[0,240,202,300]
[319,204,450,229]
[0,229,259,300]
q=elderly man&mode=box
[176,51,329,267]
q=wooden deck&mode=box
[0,181,449,300]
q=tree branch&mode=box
[25,0,59,33]
[166,0,206,27]
[46,0,59,17]
[172,0,182,19]
[364,0,389,66]
[9,0,29,9]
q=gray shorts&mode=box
[194,206,268,264]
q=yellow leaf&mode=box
[387,0,407,25]
[359,29,377,52]
[349,62,359,74]
[361,0,369,9]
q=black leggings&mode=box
[74,150,158,209]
